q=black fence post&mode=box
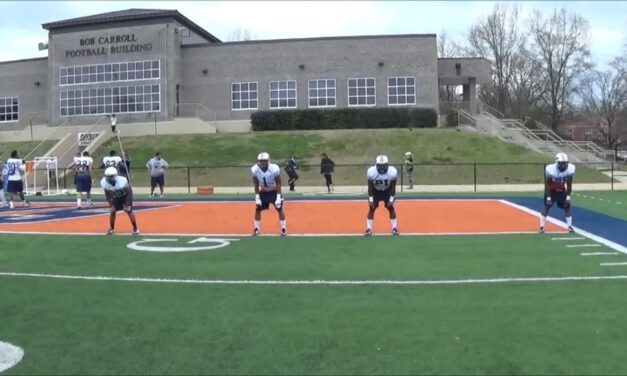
[187,167,191,194]
[473,163,477,192]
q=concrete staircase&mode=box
[459,106,613,165]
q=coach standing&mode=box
[146,152,169,197]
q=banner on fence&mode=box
[77,132,102,149]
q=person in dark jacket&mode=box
[320,153,336,193]
[284,156,299,191]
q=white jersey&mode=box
[545,163,576,191]
[100,175,129,192]
[251,163,281,192]
[6,158,25,181]
[74,156,93,175]
[367,165,398,191]
[103,156,122,168]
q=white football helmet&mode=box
[405,152,412,158]
[104,167,118,177]
[555,152,569,171]
[375,155,389,173]
[257,152,270,170]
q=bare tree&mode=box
[579,59,627,148]
[226,26,256,42]
[509,50,546,121]
[467,3,525,115]
[528,8,592,129]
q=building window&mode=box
[0,97,18,122]
[308,79,336,108]
[566,127,573,135]
[60,84,160,117]
[348,78,376,106]
[270,80,297,109]
[60,60,160,86]
[585,128,593,135]
[388,76,416,106]
[231,82,258,110]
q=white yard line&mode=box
[551,237,585,241]
[566,244,602,248]
[600,262,627,266]
[2,271,627,286]
[498,200,627,255]
[580,252,620,256]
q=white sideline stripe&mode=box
[2,271,627,286]
[580,252,620,256]
[0,341,24,373]
[551,237,585,241]
[498,200,627,255]
[0,230,541,237]
[600,262,627,266]
[566,244,602,248]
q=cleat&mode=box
[76,206,82,210]
[539,226,545,234]
[9,203,14,209]
[23,202,30,207]
[252,228,260,236]
[132,229,140,235]
[364,228,372,237]
[392,228,399,236]
[159,194,164,198]
[89,203,95,208]
[568,226,575,233]
[281,228,287,237]
[106,229,114,236]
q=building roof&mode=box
[42,8,221,43]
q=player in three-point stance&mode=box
[365,155,399,236]
[540,152,576,233]
[100,166,139,235]
[251,152,287,236]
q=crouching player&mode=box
[365,155,399,236]
[251,152,287,236]
[101,167,139,235]
[540,152,576,233]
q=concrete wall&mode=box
[47,20,176,126]
[0,58,49,130]
[180,35,439,121]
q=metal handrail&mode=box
[176,102,217,123]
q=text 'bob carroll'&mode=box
[65,34,152,58]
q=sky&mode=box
[0,1,625,68]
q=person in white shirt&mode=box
[365,155,399,236]
[6,150,29,209]
[0,154,7,207]
[251,152,286,236]
[540,152,576,233]
[110,113,118,133]
[146,152,169,197]
[67,151,95,209]
[100,167,139,235]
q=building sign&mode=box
[65,34,153,58]
[77,131,102,148]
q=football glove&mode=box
[545,196,552,205]
[566,195,571,202]
[274,193,283,209]
[255,194,262,206]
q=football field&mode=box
[1,196,627,374]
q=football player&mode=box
[6,150,29,209]
[540,152,576,233]
[101,150,129,180]
[251,152,287,236]
[365,155,399,236]
[100,167,139,235]
[67,151,95,209]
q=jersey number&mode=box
[375,179,388,186]
[262,177,268,188]
[7,163,16,175]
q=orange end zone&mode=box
[0,199,562,235]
